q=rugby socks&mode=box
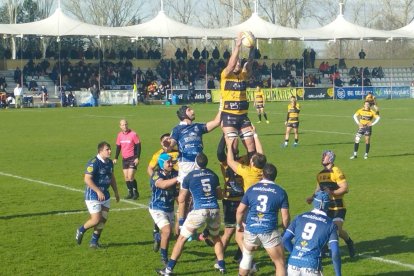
[284,139,289,146]
[263,113,268,120]
[78,225,86,233]
[167,259,177,271]
[365,143,370,154]
[354,143,359,153]
[217,259,226,269]
[258,114,262,121]
[160,248,168,262]
[294,139,298,144]
[91,232,100,244]
[132,179,138,193]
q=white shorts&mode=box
[177,161,196,185]
[243,229,282,249]
[85,199,110,214]
[149,209,174,229]
[287,265,322,276]
[183,209,221,236]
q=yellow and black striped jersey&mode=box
[254,90,265,106]
[236,164,263,192]
[287,102,301,123]
[220,70,249,115]
[221,155,249,201]
[354,108,378,125]
[317,166,347,210]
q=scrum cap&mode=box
[158,153,172,169]
[313,191,331,211]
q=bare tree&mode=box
[5,0,22,59]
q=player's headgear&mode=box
[158,153,172,169]
[177,105,190,121]
[313,191,331,211]
[321,150,335,165]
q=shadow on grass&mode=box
[354,235,414,257]
[0,209,85,220]
[107,240,153,247]
[372,152,414,158]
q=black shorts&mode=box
[222,199,240,227]
[256,104,264,109]
[357,126,372,136]
[328,208,347,221]
[287,122,299,128]
[122,156,137,170]
[221,112,252,130]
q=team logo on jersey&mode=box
[87,166,93,173]
[300,240,308,248]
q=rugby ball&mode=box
[241,31,256,48]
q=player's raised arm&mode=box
[222,32,243,77]
[206,109,222,132]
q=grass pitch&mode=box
[0,99,413,275]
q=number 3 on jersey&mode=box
[256,195,268,212]
[302,222,317,240]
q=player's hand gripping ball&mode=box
[241,31,256,48]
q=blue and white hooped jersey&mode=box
[286,210,338,270]
[84,155,114,201]
[171,122,207,162]
[181,168,220,210]
[241,180,289,234]
[149,169,178,212]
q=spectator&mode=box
[212,47,220,60]
[309,48,316,68]
[359,49,366,59]
[89,84,100,107]
[201,47,209,60]
[193,48,200,60]
[13,83,23,108]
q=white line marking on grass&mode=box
[359,253,414,270]
[56,207,141,216]
[302,129,354,136]
[0,171,148,209]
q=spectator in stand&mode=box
[0,85,6,108]
[223,49,230,60]
[349,76,358,86]
[193,48,200,60]
[207,76,216,89]
[201,47,209,60]
[175,48,182,60]
[377,66,384,78]
[363,67,371,77]
[334,75,343,87]
[359,49,366,59]
[29,79,38,92]
[14,67,22,84]
[212,46,220,60]
[67,91,76,107]
[363,77,372,87]
[302,48,309,68]
[349,66,358,77]
[182,48,187,60]
[309,48,316,68]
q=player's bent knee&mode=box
[239,249,253,270]
[180,226,193,239]
[240,130,253,140]
[355,133,362,143]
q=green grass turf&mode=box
[0,99,413,275]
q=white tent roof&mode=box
[212,12,304,40]
[392,21,414,39]
[301,14,396,41]
[0,8,131,37]
[121,10,210,38]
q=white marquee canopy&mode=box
[0,6,409,42]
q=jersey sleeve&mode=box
[148,150,162,168]
[133,132,140,144]
[170,126,179,142]
[281,190,289,209]
[240,192,249,206]
[84,159,96,175]
[181,173,190,190]
[115,133,121,146]
[333,167,347,184]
